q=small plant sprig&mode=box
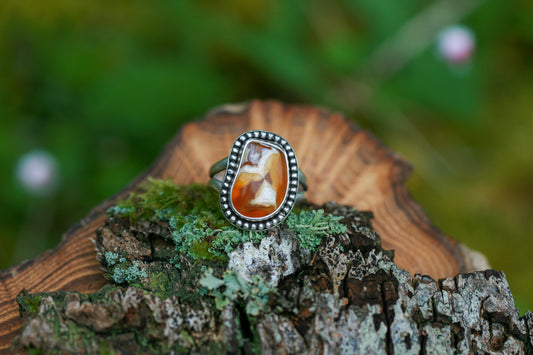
[286,209,347,251]
[199,269,274,316]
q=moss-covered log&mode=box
[0,101,493,352]
[12,182,533,354]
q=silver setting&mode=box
[211,130,303,231]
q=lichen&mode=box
[111,262,148,284]
[199,269,275,316]
[286,209,348,251]
[107,179,271,263]
[13,285,220,354]
[14,179,533,354]
[209,229,265,258]
[104,251,120,266]
[108,179,351,263]
[15,179,416,354]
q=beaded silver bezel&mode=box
[219,130,299,230]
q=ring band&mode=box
[209,130,307,230]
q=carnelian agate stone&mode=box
[231,141,288,218]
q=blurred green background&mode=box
[1,0,532,311]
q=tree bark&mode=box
[12,202,531,354]
[0,100,490,353]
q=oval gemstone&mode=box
[231,141,288,218]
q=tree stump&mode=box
[0,100,512,354]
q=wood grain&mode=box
[0,100,469,352]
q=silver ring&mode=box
[209,130,307,230]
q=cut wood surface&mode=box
[0,100,485,352]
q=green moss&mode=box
[17,178,362,353]
[169,262,221,304]
[56,320,96,351]
[286,209,348,251]
[170,216,217,260]
[108,178,269,262]
[99,341,115,355]
[16,290,42,317]
[108,179,349,265]
[188,240,213,260]
[108,178,223,225]
[246,316,262,354]
[88,284,119,302]
[17,286,197,354]
[146,271,168,296]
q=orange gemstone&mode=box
[231,142,288,218]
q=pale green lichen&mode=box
[207,228,265,259]
[199,268,274,316]
[18,179,415,354]
[286,209,348,251]
[169,215,267,263]
[108,179,347,263]
[104,251,120,266]
[170,216,216,260]
[108,179,271,262]
[111,262,148,284]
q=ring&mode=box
[209,130,307,230]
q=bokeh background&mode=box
[1,0,532,311]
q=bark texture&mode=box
[13,202,532,354]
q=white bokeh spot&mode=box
[437,25,476,64]
[16,149,59,196]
